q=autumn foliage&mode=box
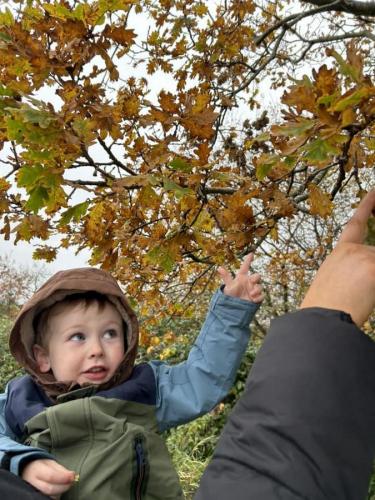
[0,0,374,325]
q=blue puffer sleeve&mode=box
[149,289,260,432]
[0,384,55,475]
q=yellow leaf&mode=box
[122,95,140,116]
[192,94,210,113]
[0,177,10,192]
[113,175,157,189]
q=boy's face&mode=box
[33,301,125,386]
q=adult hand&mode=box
[22,458,75,498]
[218,253,263,303]
[301,190,375,327]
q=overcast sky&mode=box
[0,237,91,273]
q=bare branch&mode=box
[303,0,375,16]
[255,0,342,45]
[97,137,137,176]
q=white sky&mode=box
[0,238,91,272]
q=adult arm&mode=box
[195,308,375,500]
[301,189,375,326]
[196,190,375,500]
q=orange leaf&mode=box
[103,26,136,46]
[308,184,333,218]
[313,65,338,97]
[159,91,179,114]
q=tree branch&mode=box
[97,137,137,176]
[303,0,375,16]
[255,0,342,45]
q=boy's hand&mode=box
[218,253,263,303]
[22,458,75,498]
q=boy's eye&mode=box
[103,329,118,339]
[70,333,86,341]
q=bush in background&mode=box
[0,315,23,391]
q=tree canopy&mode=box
[0,0,374,324]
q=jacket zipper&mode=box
[134,437,147,500]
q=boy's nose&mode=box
[88,338,104,357]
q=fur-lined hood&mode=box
[9,267,139,398]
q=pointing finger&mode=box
[238,253,254,274]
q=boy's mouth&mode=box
[83,366,108,381]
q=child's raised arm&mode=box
[218,254,263,303]
[151,253,263,432]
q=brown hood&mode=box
[9,267,139,398]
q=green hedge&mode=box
[0,315,23,391]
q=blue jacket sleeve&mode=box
[0,384,55,475]
[149,289,259,432]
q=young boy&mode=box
[0,255,262,499]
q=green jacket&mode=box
[25,387,184,500]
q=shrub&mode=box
[0,315,24,391]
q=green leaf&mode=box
[26,127,58,145]
[6,118,25,141]
[289,74,313,88]
[284,155,297,168]
[271,120,315,137]
[19,106,55,129]
[99,0,136,13]
[255,156,278,181]
[256,164,273,181]
[72,3,86,21]
[331,87,372,112]
[254,132,270,142]
[163,178,193,198]
[25,186,49,213]
[303,139,340,161]
[317,94,337,106]
[23,6,45,21]
[0,85,14,96]
[43,4,73,20]
[59,201,90,226]
[169,158,193,172]
[326,48,360,83]
[18,165,44,188]
[18,165,60,190]
[22,150,53,162]
[146,245,175,272]
[0,31,11,42]
[72,118,94,139]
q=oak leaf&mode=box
[103,26,136,46]
[307,184,333,218]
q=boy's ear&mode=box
[32,344,51,373]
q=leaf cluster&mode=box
[0,0,374,329]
